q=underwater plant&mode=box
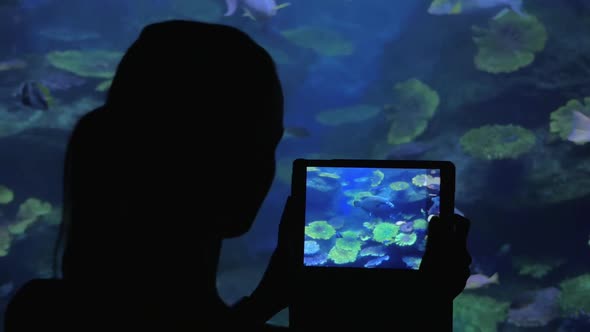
[394,232,417,246]
[305,220,336,240]
[459,124,536,160]
[335,231,363,252]
[46,50,123,79]
[549,97,590,143]
[304,240,320,255]
[327,246,359,264]
[280,27,355,57]
[512,256,564,279]
[559,274,590,316]
[370,170,384,187]
[472,10,548,73]
[372,222,400,245]
[389,181,410,191]
[384,78,440,145]
[412,218,428,231]
[7,198,53,235]
[453,293,510,332]
[0,185,14,204]
[315,104,382,126]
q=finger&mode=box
[453,214,470,240]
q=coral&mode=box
[46,50,123,79]
[472,11,547,73]
[304,240,320,255]
[370,170,384,187]
[384,79,440,145]
[411,174,430,187]
[412,218,428,231]
[453,293,510,332]
[315,104,381,126]
[0,185,14,204]
[512,256,564,279]
[0,227,11,257]
[372,222,400,245]
[280,27,354,57]
[318,172,340,179]
[399,221,414,233]
[459,124,536,160]
[549,97,590,142]
[394,232,417,246]
[559,274,590,316]
[507,287,561,328]
[328,246,358,264]
[335,233,362,252]
[304,252,328,266]
[524,155,590,204]
[389,181,410,191]
[305,221,336,240]
[7,198,52,235]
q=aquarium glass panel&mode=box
[1,0,589,330]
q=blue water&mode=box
[1,0,590,331]
[303,167,436,269]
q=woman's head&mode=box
[58,21,284,281]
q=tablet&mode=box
[291,159,455,271]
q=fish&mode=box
[464,272,499,290]
[224,0,291,20]
[0,58,27,71]
[364,255,390,268]
[427,0,526,17]
[567,111,590,144]
[17,81,54,110]
[353,195,395,218]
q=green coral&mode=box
[549,97,590,142]
[0,185,14,204]
[389,181,410,191]
[559,274,590,316]
[385,79,440,145]
[315,104,381,126]
[512,256,564,279]
[372,222,400,245]
[453,293,510,332]
[394,232,417,246]
[460,124,536,160]
[305,221,336,240]
[472,11,547,73]
[328,246,359,264]
[370,170,384,187]
[412,218,428,230]
[46,50,123,79]
[335,231,362,252]
[280,27,354,56]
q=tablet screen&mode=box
[303,166,441,270]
